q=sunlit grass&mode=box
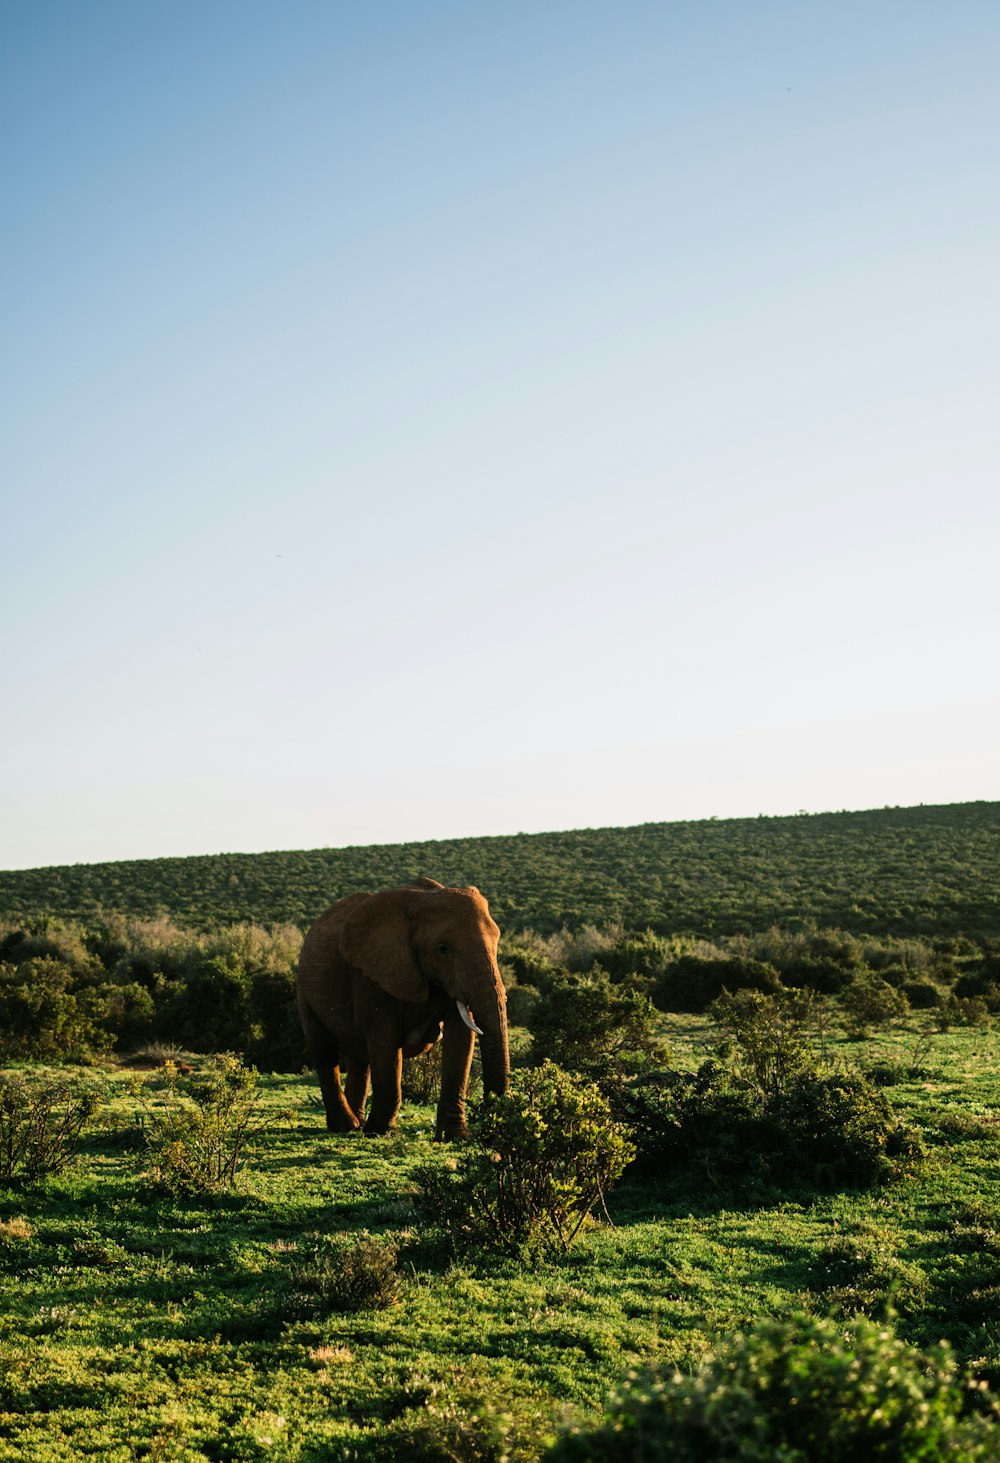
[1,1017,998,1459]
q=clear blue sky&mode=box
[3,1,998,869]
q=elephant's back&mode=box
[297,892,370,975]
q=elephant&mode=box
[296,878,509,1141]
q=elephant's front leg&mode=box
[435,1015,475,1142]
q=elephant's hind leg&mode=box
[300,1004,361,1131]
[344,1063,370,1125]
[319,1063,362,1131]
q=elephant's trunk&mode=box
[469,966,509,1098]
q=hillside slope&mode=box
[1,801,997,938]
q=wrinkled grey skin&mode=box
[296,878,508,1140]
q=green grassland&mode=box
[2,1014,1000,1461]
[2,800,1000,1457]
[1,800,998,937]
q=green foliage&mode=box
[709,988,821,1094]
[402,1038,445,1103]
[0,918,303,1069]
[526,966,667,1078]
[0,1072,103,1183]
[2,801,999,940]
[899,978,942,1009]
[807,1228,928,1316]
[547,1313,998,1461]
[0,1026,997,1461]
[842,974,911,1039]
[0,957,113,1060]
[933,993,993,1031]
[415,1061,635,1255]
[377,1370,554,1463]
[653,954,782,1013]
[383,1394,515,1463]
[136,1054,270,1194]
[289,1233,401,1314]
[622,992,923,1188]
[598,928,675,984]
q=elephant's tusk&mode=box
[456,1000,484,1036]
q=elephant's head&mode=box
[339,879,509,1097]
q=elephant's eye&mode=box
[436,943,451,957]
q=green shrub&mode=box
[953,962,1000,1010]
[806,1229,928,1315]
[709,988,821,1095]
[414,1062,635,1255]
[0,1072,104,1183]
[621,1057,922,1190]
[377,1368,553,1463]
[245,966,303,1070]
[0,920,100,979]
[137,1054,270,1194]
[653,955,781,1014]
[622,988,924,1188]
[547,1314,998,1461]
[0,958,112,1060]
[289,1233,401,1314]
[841,974,910,1038]
[499,943,561,990]
[527,966,667,1079]
[778,1072,925,1184]
[779,956,853,993]
[933,994,992,1031]
[599,929,673,985]
[505,980,542,1028]
[899,979,941,1009]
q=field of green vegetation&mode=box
[2,800,999,1458]
[2,801,998,937]
[2,1011,1000,1460]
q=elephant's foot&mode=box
[435,1100,469,1142]
[363,1119,397,1137]
[326,1111,361,1133]
[434,1120,470,1142]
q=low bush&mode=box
[598,929,674,985]
[505,979,542,1028]
[0,918,303,1068]
[621,1056,923,1190]
[653,955,781,1014]
[933,994,992,1031]
[0,1072,104,1184]
[136,1054,271,1194]
[378,1367,553,1463]
[841,974,910,1039]
[289,1234,401,1315]
[526,966,667,1080]
[718,990,922,1183]
[709,988,821,1095]
[414,1062,635,1256]
[547,1313,999,1461]
[899,979,941,1009]
[779,956,853,993]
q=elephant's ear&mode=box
[406,877,444,891]
[339,891,429,1003]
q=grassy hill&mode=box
[1,800,997,938]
